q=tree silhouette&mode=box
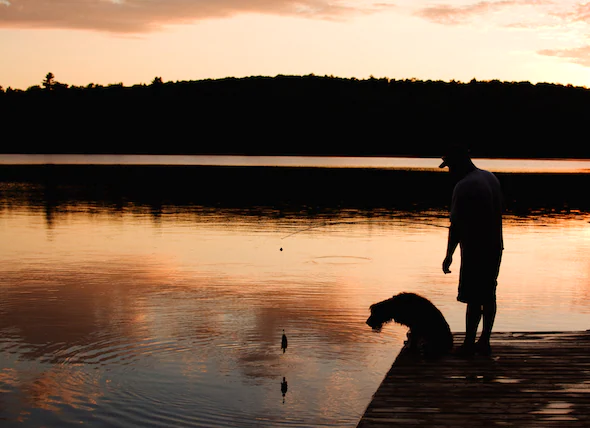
[1,74,590,157]
[43,72,55,90]
[53,81,69,91]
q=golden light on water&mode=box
[2,205,589,332]
[1,197,590,426]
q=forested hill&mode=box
[1,75,589,158]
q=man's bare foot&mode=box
[453,343,475,358]
[474,340,492,356]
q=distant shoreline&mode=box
[1,155,589,175]
[1,163,589,212]
[1,153,589,160]
[2,76,590,159]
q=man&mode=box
[440,145,503,356]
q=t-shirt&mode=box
[451,168,504,261]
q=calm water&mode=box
[1,159,589,427]
[1,154,590,173]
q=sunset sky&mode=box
[1,0,590,90]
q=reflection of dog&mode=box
[366,292,453,358]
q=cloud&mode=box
[0,0,395,33]
[538,45,590,67]
[503,21,545,29]
[557,2,590,24]
[416,0,550,25]
[522,3,590,67]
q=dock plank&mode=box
[357,331,590,427]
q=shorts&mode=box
[457,252,502,305]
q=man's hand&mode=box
[442,255,452,274]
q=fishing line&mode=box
[279,217,448,241]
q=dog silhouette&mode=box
[367,292,453,358]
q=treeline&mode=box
[1,74,589,158]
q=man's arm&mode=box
[442,222,459,274]
[444,183,463,274]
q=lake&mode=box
[1,156,589,427]
[1,154,590,173]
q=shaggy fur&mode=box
[366,292,453,358]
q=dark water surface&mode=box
[1,162,589,427]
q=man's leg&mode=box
[478,300,497,346]
[455,303,482,356]
[478,259,500,350]
[464,303,482,346]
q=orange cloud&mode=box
[554,2,590,23]
[526,3,590,67]
[416,0,550,25]
[0,0,395,33]
[538,45,590,67]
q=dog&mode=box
[366,292,453,358]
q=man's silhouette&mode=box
[440,145,503,356]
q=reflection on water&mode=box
[1,167,590,427]
[1,154,590,173]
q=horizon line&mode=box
[3,73,588,92]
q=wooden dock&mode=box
[357,331,590,427]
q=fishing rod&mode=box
[279,217,448,241]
